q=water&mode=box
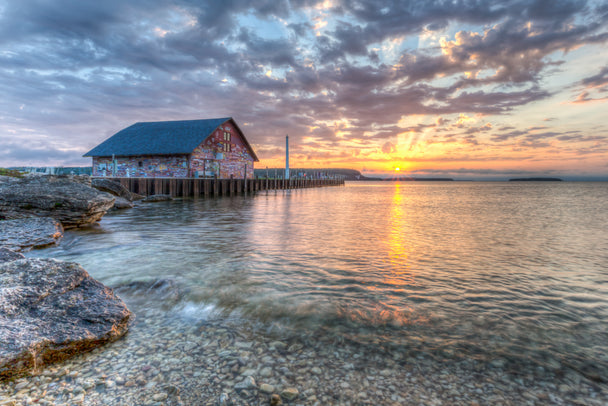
[32,181,608,381]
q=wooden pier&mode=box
[102,177,344,198]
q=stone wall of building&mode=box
[190,120,254,179]
[92,120,255,179]
[92,155,188,177]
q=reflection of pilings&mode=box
[97,177,345,197]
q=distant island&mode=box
[509,177,563,181]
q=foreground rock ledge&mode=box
[0,252,131,381]
[0,175,115,228]
[0,217,63,252]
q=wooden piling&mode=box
[95,176,344,198]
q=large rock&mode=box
[0,175,115,228]
[91,178,142,201]
[0,256,131,380]
[142,194,173,202]
[0,175,21,185]
[0,218,63,251]
[0,248,23,263]
[112,196,134,210]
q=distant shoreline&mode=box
[508,177,563,182]
[384,177,454,181]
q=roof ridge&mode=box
[133,117,232,125]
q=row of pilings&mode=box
[99,177,344,198]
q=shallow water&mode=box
[31,182,608,384]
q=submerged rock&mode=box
[114,279,182,305]
[270,394,283,406]
[0,217,63,251]
[0,175,115,228]
[0,256,131,381]
[280,387,299,400]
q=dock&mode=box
[100,177,344,198]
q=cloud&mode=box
[580,65,608,88]
[0,0,606,175]
[570,65,608,103]
[381,141,395,154]
[0,140,87,167]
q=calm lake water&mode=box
[33,181,608,380]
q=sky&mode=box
[1,0,607,179]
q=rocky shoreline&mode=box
[0,218,63,252]
[0,175,134,382]
[0,251,132,381]
[0,175,116,229]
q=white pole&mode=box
[285,135,290,180]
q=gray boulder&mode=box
[0,248,24,263]
[91,178,143,201]
[0,175,21,185]
[0,218,63,251]
[142,194,173,202]
[0,256,131,380]
[112,196,134,210]
[0,175,115,228]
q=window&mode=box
[223,131,231,141]
[138,161,143,167]
[223,143,231,152]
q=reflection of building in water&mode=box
[85,117,258,179]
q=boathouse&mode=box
[84,117,258,179]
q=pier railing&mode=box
[98,177,344,198]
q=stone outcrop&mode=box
[142,194,173,202]
[113,196,134,209]
[0,175,21,185]
[91,178,143,210]
[0,248,23,263]
[0,218,63,251]
[0,175,115,228]
[91,178,143,202]
[0,255,131,380]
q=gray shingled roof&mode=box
[84,117,258,161]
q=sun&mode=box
[395,167,400,171]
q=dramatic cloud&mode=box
[0,0,607,177]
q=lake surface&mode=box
[32,181,608,394]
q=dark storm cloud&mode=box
[0,0,606,166]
